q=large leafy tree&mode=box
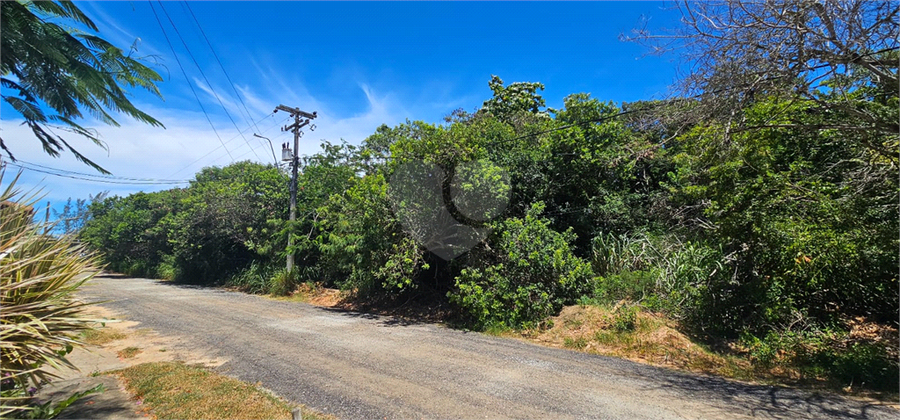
[1,0,163,173]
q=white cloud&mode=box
[1,81,417,208]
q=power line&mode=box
[156,0,261,161]
[8,162,190,185]
[181,1,263,137]
[16,160,188,183]
[167,112,285,178]
[148,0,234,162]
[211,126,292,165]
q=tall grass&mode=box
[227,261,276,294]
[0,171,101,417]
[590,232,726,315]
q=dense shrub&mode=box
[450,203,594,329]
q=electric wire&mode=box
[216,124,292,164]
[167,112,283,178]
[15,160,189,183]
[7,162,190,185]
[148,0,235,162]
[181,1,263,138]
[156,0,261,162]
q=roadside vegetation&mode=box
[77,0,898,397]
[0,172,104,418]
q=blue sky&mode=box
[1,1,684,215]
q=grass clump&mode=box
[117,347,141,359]
[80,327,126,346]
[227,261,277,295]
[228,263,300,297]
[115,362,332,420]
[269,268,298,297]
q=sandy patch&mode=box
[67,304,227,378]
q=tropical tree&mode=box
[0,0,164,173]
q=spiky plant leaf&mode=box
[0,170,103,417]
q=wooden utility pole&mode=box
[274,104,317,273]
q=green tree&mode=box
[1,0,164,173]
[626,0,898,156]
[669,97,898,333]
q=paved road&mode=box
[78,275,895,419]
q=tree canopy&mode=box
[0,0,164,173]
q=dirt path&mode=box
[76,274,896,419]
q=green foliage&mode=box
[269,268,297,297]
[82,161,288,284]
[0,0,163,172]
[741,330,899,392]
[21,384,105,419]
[450,203,594,330]
[589,233,727,322]
[612,304,638,333]
[0,170,101,417]
[227,261,277,295]
[317,173,403,296]
[668,96,898,333]
[479,75,550,123]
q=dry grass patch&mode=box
[80,326,127,346]
[117,347,142,359]
[270,282,345,307]
[294,283,345,307]
[521,304,899,402]
[526,305,754,381]
[115,362,332,420]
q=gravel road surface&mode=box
[78,275,896,419]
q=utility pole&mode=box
[274,104,317,273]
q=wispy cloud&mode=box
[2,78,418,206]
[80,1,164,59]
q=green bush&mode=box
[741,329,899,392]
[450,203,594,330]
[612,304,638,332]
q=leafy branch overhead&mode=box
[624,0,899,158]
[0,0,164,173]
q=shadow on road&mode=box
[319,306,428,328]
[642,368,892,419]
